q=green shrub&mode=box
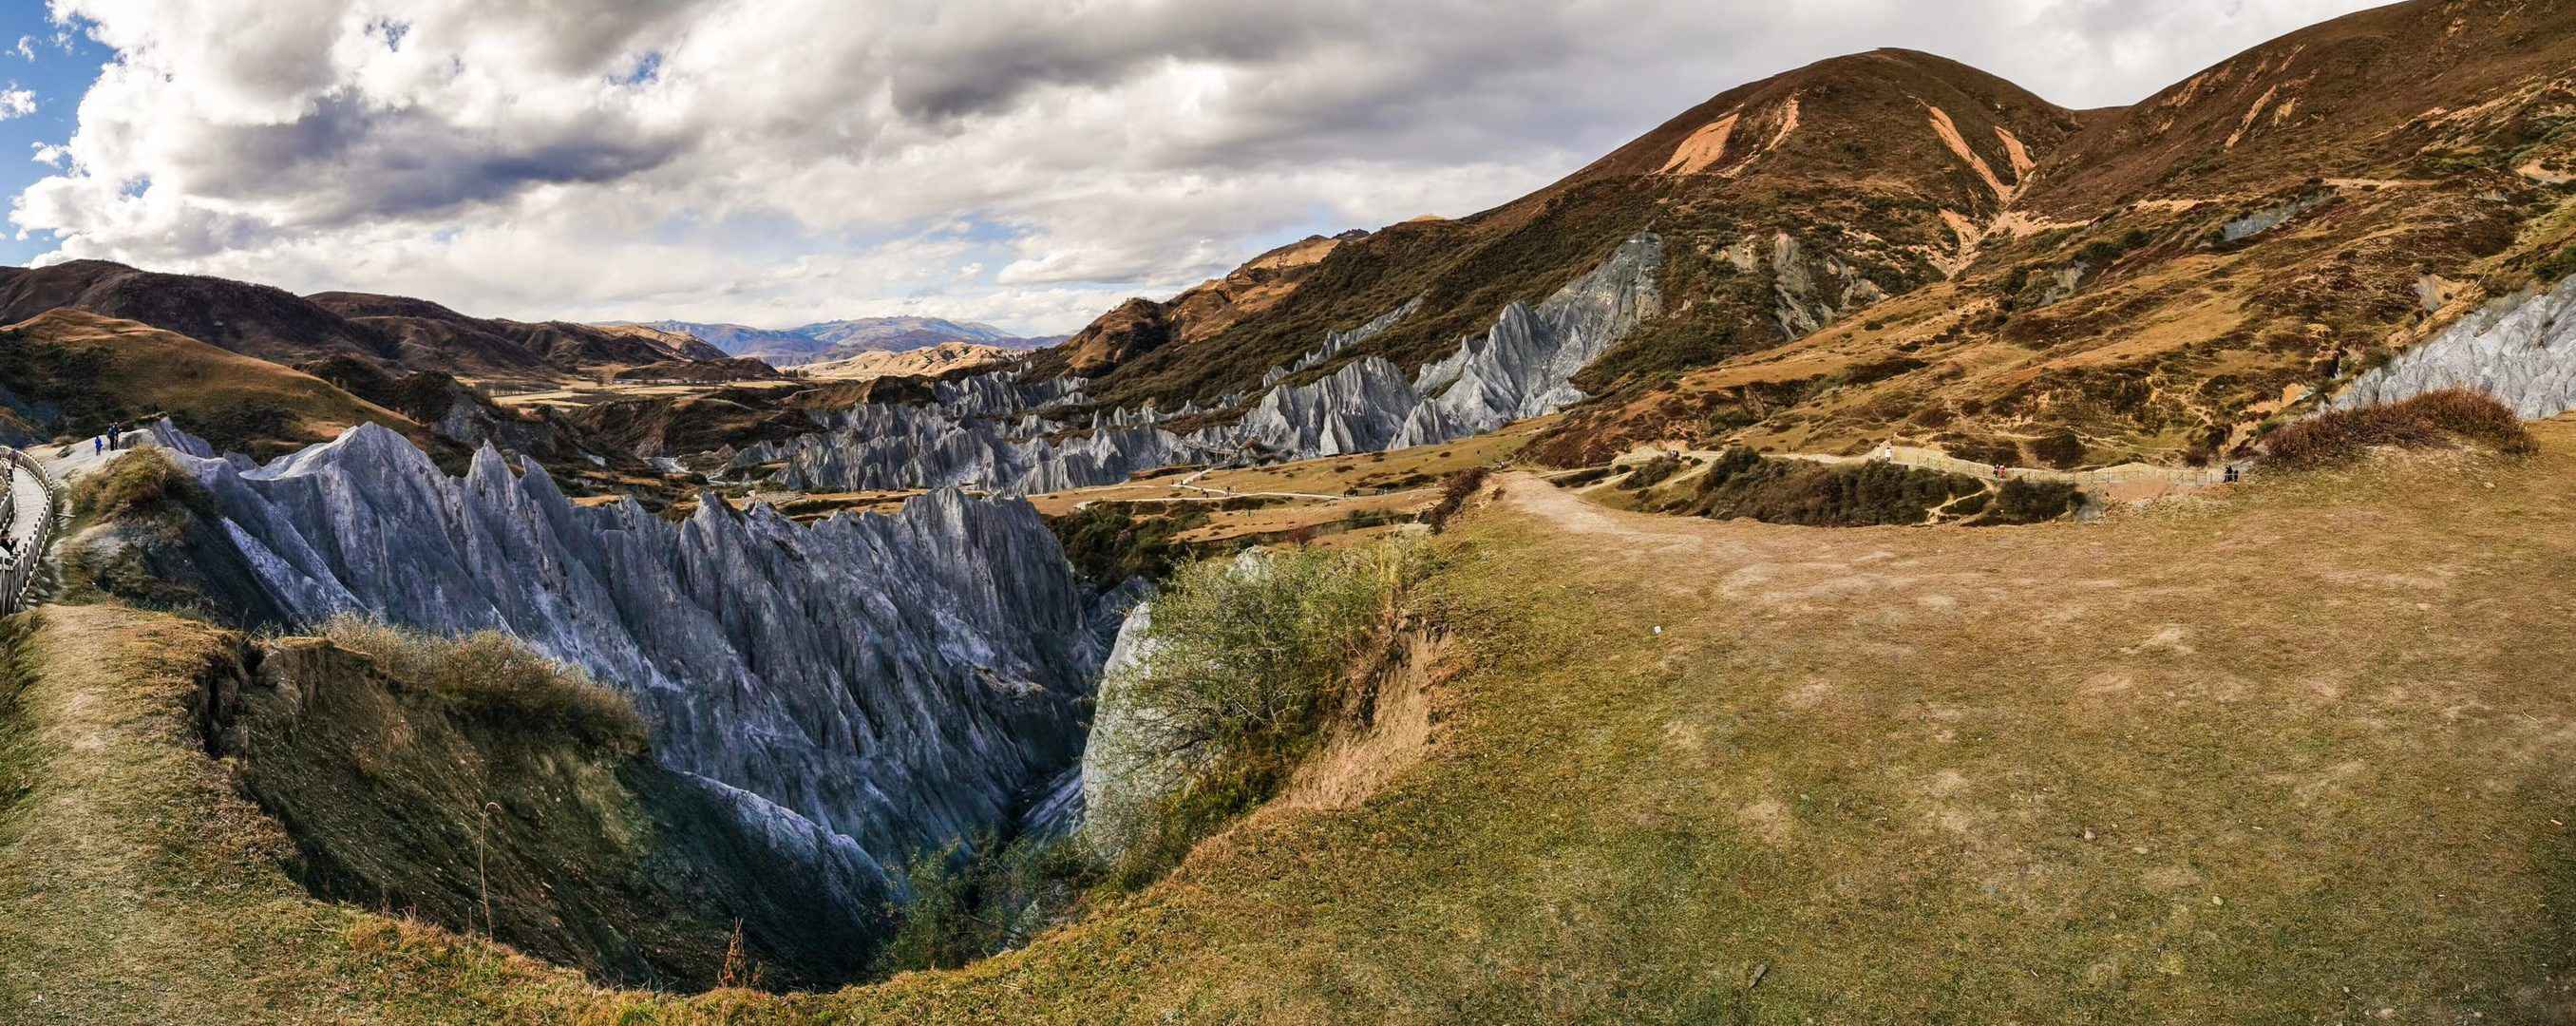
[873,832,1090,976]
[1107,539,1437,885]
[1051,504,1211,583]
[313,615,648,755]
[2537,245,2576,284]
[2029,429,2087,469]
[2262,389,2534,468]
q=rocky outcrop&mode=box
[1074,599,1176,859]
[163,422,1112,920]
[2219,189,2336,244]
[756,235,1663,495]
[2332,275,2576,418]
[1236,355,1426,457]
[1716,233,1884,336]
[773,402,1203,494]
[1404,233,1665,443]
[751,237,1669,500]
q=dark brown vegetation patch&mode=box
[1673,447,1985,527]
[2263,389,2534,468]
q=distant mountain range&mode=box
[616,316,1067,367]
[0,259,726,380]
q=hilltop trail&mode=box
[1489,468,1984,609]
[1496,469,1747,562]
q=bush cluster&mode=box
[1105,539,1437,886]
[2263,389,2534,468]
[1980,479,2082,525]
[2537,245,2576,284]
[1617,453,1686,490]
[1050,504,1211,583]
[1680,447,1982,527]
[876,832,1089,976]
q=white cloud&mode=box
[12,36,33,61]
[0,86,30,120]
[9,0,2384,333]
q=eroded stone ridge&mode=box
[2333,274,2576,418]
[763,233,1665,494]
[170,423,1111,905]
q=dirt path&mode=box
[815,431,2576,1021]
[0,604,256,1023]
[1494,470,1753,561]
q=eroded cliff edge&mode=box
[145,422,1123,963]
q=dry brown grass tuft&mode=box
[2263,389,2535,468]
[1426,466,1490,533]
[312,615,647,755]
[67,449,200,522]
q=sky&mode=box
[0,0,2390,335]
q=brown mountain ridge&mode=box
[1038,0,2576,471]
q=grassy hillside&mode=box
[0,606,607,1023]
[800,423,2576,1022]
[1017,0,2576,473]
[1528,0,2576,467]
[12,420,2576,1021]
[0,308,426,456]
[1038,48,2081,414]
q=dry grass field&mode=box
[10,418,2575,1022]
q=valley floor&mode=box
[9,423,2576,1022]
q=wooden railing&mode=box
[0,447,65,617]
[1620,444,2248,498]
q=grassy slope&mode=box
[9,423,2576,1021]
[0,605,604,1024]
[694,422,2576,1021]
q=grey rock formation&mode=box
[167,422,1111,910]
[1717,233,1884,335]
[1075,601,1165,858]
[2221,189,2334,243]
[774,402,1205,494]
[2331,275,2576,419]
[930,367,1087,417]
[1287,296,1424,373]
[1401,232,1665,444]
[1074,599,1174,859]
[1234,355,1427,458]
[758,234,1664,495]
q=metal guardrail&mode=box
[0,446,65,617]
